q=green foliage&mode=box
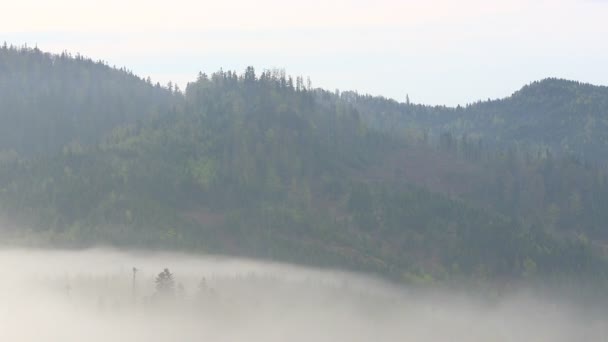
[1,48,608,285]
[345,78,608,161]
[0,45,177,155]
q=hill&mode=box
[0,44,177,156]
[0,48,607,285]
[461,79,608,158]
[346,78,608,161]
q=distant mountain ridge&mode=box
[349,77,608,160]
[0,45,177,156]
[513,78,608,101]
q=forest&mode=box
[1,45,608,286]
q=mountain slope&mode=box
[0,65,605,284]
[0,45,177,156]
[1,48,608,284]
[463,79,608,158]
[347,78,608,160]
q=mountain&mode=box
[0,44,177,156]
[346,78,608,160]
[459,79,608,158]
[1,47,607,285]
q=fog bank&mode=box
[0,248,605,341]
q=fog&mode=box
[0,248,605,341]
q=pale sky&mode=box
[2,0,607,105]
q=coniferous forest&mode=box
[2,45,608,286]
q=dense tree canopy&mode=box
[346,78,608,161]
[0,44,177,156]
[1,47,608,285]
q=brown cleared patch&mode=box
[356,145,490,198]
[182,207,225,227]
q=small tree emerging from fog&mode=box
[197,276,216,299]
[155,268,175,296]
[198,277,208,292]
[132,267,138,302]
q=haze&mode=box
[0,248,605,342]
[3,0,608,105]
[2,1,608,340]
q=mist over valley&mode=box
[2,248,606,342]
[1,12,608,339]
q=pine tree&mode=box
[155,268,175,296]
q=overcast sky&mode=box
[2,0,607,105]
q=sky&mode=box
[1,0,607,105]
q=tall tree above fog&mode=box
[155,268,175,297]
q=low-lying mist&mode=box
[0,248,605,341]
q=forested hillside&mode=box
[1,47,608,285]
[346,79,608,161]
[0,44,177,156]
